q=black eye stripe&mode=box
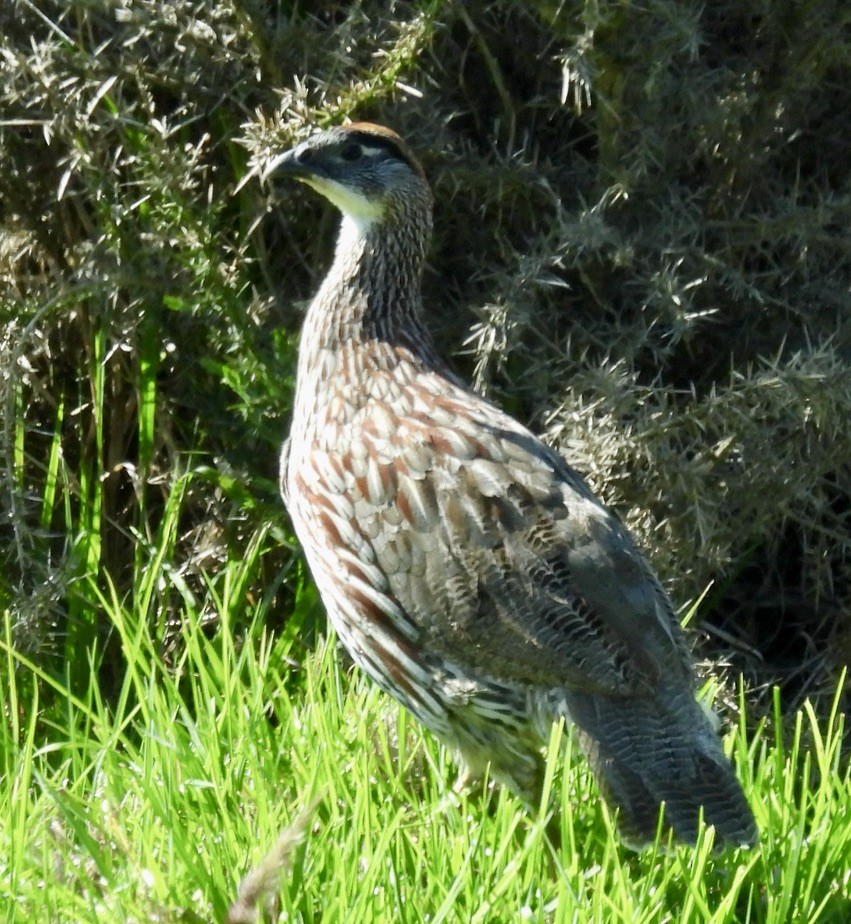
[340,143,363,161]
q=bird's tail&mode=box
[562,682,757,848]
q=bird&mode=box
[263,122,758,848]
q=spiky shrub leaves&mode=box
[1,1,849,708]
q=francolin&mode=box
[264,122,757,848]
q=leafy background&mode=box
[2,0,850,720]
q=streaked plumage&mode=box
[264,123,757,847]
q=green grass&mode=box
[2,4,849,920]
[2,517,849,923]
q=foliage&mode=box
[2,0,849,706]
[1,6,850,912]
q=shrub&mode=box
[1,0,849,713]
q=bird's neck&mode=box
[300,211,441,366]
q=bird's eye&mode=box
[340,143,363,162]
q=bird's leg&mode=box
[452,766,475,795]
[434,762,485,814]
[435,765,473,812]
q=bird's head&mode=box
[263,123,431,235]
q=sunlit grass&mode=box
[2,541,849,922]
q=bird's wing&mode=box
[304,378,694,698]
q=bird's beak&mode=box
[261,143,310,183]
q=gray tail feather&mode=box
[563,683,757,848]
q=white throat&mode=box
[303,176,382,236]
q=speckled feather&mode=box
[272,123,757,847]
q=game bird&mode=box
[263,122,757,847]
